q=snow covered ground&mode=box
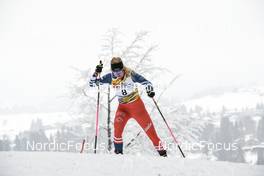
[0,152,263,176]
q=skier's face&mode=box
[113,69,124,78]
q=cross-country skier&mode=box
[89,57,167,157]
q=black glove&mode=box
[146,84,155,98]
[95,61,103,74]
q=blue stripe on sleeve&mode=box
[131,71,152,85]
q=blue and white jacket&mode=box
[89,68,152,104]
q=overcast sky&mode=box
[0,0,264,111]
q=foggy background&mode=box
[1,0,264,112]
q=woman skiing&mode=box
[89,57,167,157]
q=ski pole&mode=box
[94,61,103,154]
[125,131,141,148]
[80,75,101,154]
[80,61,103,154]
[80,139,86,153]
[80,83,101,154]
[152,97,186,158]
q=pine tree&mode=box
[14,135,21,151]
[215,116,233,161]
[0,135,11,151]
[257,117,264,142]
[28,119,49,151]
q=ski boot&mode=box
[158,149,167,157]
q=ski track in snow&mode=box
[0,152,263,176]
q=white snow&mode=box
[0,152,263,176]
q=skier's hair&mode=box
[111,57,122,64]
[111,57,132,76]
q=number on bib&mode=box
[121,89,127,95]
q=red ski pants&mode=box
[114,97,163,150]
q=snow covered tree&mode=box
[0,135,11,151]
[28,119,49,147]
[257,117,264,142]
[215,116,233,161]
